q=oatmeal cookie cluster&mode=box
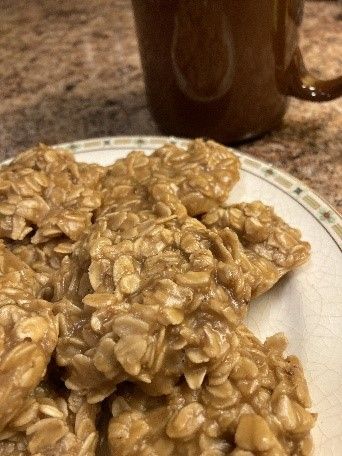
[0,140,313,455]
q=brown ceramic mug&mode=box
[132,0,342,144]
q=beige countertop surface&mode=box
[1,0,341,211]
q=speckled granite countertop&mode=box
[1,0,341,211]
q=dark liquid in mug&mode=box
[132,0,289,144]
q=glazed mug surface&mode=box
[132,0,342,143]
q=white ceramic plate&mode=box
[6,135,341,454]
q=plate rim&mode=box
[2,134,341,248]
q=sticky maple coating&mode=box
[202,201,311,298]
[52,142,310,404]
[8,239,74,276]
[100,138,240,217]
[0,144,104,243]
[0,379,99,456]
[0,243,58,432]
[108,328,316,456]
[55,206,251,402]
[55,189,310,402]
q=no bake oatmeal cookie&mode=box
[0,139,313,455]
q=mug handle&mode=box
[275,0,342,102]
[284,47,342,101]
